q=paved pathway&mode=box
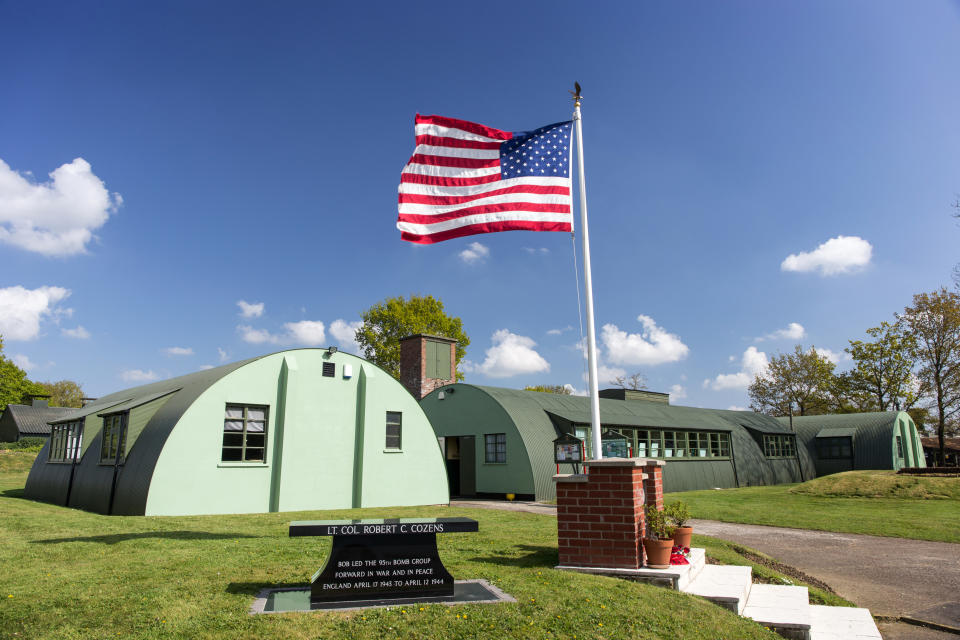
[450,501,960,638]
[690,519,960,638]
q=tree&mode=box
[611,372,647,390]
[356,295,470,381]
[0,336,45,412]
[748,345,836,417]
[36,380,86,408]
[846,321,918,412]
[524,384,572,395]
[900,288,960,466]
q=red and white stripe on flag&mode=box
[397,114,573,244]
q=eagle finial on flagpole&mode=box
[570,81,582,107]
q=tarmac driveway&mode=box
[691,519,960,638]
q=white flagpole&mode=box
[572,85,603,460]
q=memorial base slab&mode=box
[250,579,516,614]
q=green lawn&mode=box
[0,451,786,640]
[672,470,960,543]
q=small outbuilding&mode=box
[0,396,73,442]
[24,349,449,515]
[920,437,960,467]
[783,412,926,476]
[420,384,815,500]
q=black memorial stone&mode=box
[289,517,478,604]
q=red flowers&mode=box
[669,545,692,565]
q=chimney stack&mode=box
[399,334,456,399]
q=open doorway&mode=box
[443,436,475,497]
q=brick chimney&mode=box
[399,334,456,399]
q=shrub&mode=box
[666,500,691,527]
[3,437,46,451]
[645,504,676,540]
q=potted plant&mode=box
[666,500,693,548]
[642,504,676,569]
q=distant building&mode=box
[24,349,449,515]
[0,396,73,442]
[920,437,960,467]
[784,412,926,476]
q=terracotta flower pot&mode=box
[672,526,693,548]
[642,537,674,569]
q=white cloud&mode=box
[218,347,228,362]
[595,364,627,386]
[601,315,689,366]
[670,384,687,400]
[329,319,362,354]
[61,325,90,340]
[284,320,326,346]
[0,285,71,341]
[466,329,550,378]
[705,346,769,391]
[238,320,326,346]
[459,241,490,264]
[727,405,748,412]
[236,300,264,318]
[164,346,194,356]
[813,346,846,365]
[198,364,214,370]
[781,235,872,276]
[0,157,121,256]
[547,325,573,336]
[12,354,36,370]
[238,325,280,345]
[121,369,158,383]
[759,322,806,342]
[563,383,586,396]
[523,247,550,255]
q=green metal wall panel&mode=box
[420,385,537,498]
[662,459,737,493]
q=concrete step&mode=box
[808,605,882,640]
[742,584,811,640]
[682,564,753,614]
[554,547,705,590]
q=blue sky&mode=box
[1,1,958,409]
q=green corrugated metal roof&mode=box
[97,389,181,416]
[816,427,857,438]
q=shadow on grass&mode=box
[227,581,307,595]
[32,531,262,545]
[471,544,557,568]
[1,488,24,498]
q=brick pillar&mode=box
[554,458,647,570]
[642,461,665,511]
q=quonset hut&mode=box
[420,385,815,500]
[783,411,926,476]
[24,349,449,515]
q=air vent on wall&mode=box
[322,362,335,377]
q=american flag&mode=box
[397,114,573,244]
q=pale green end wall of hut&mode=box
[144,350,448,516]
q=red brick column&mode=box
[554,459,648,570]
[642,461,665,511]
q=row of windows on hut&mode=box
[566,427,799,460]
[46,404,406,466]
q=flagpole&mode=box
[572,84,603,460]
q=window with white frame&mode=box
[222,404,268,463]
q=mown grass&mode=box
[0,453,780,640]
[673,471,960,543]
